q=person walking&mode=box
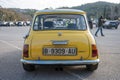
[95,16,104,37]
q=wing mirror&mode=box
[23,34,29,39]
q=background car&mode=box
[16,21,23,26]
[9,21,15,26]
[103,20,119,29]
[0,21,4,26]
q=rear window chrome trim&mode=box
[51,40,68,45]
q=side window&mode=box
[79,16,87,30]
[33,16,42,30]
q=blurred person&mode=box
[95,16,104,37]
[88,20,93,29]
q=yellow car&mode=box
[21,9,100,71]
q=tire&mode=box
[115,27,117,29]
[86,64,98,71]
[106,26,109,29]
[22,63,35,72]
[103,26,105,29]
[107,26,110,29]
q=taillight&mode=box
[23,44,29,57]
[92,44,98,57]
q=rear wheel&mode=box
[86,64,98,71]
[22,63,35,72]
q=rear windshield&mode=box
[33,14,87,30]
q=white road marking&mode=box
[0,39,87,80]
[0,40,22,50]
[65,70,88,80]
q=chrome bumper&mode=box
[21,59,100,65]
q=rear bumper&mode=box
[21,59,100,65]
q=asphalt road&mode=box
[0,26,120,80]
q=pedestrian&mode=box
[88,20,93,29]
[95,16,104,37]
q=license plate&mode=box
[43,48,77,56]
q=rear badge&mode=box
[58,32,62,36]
